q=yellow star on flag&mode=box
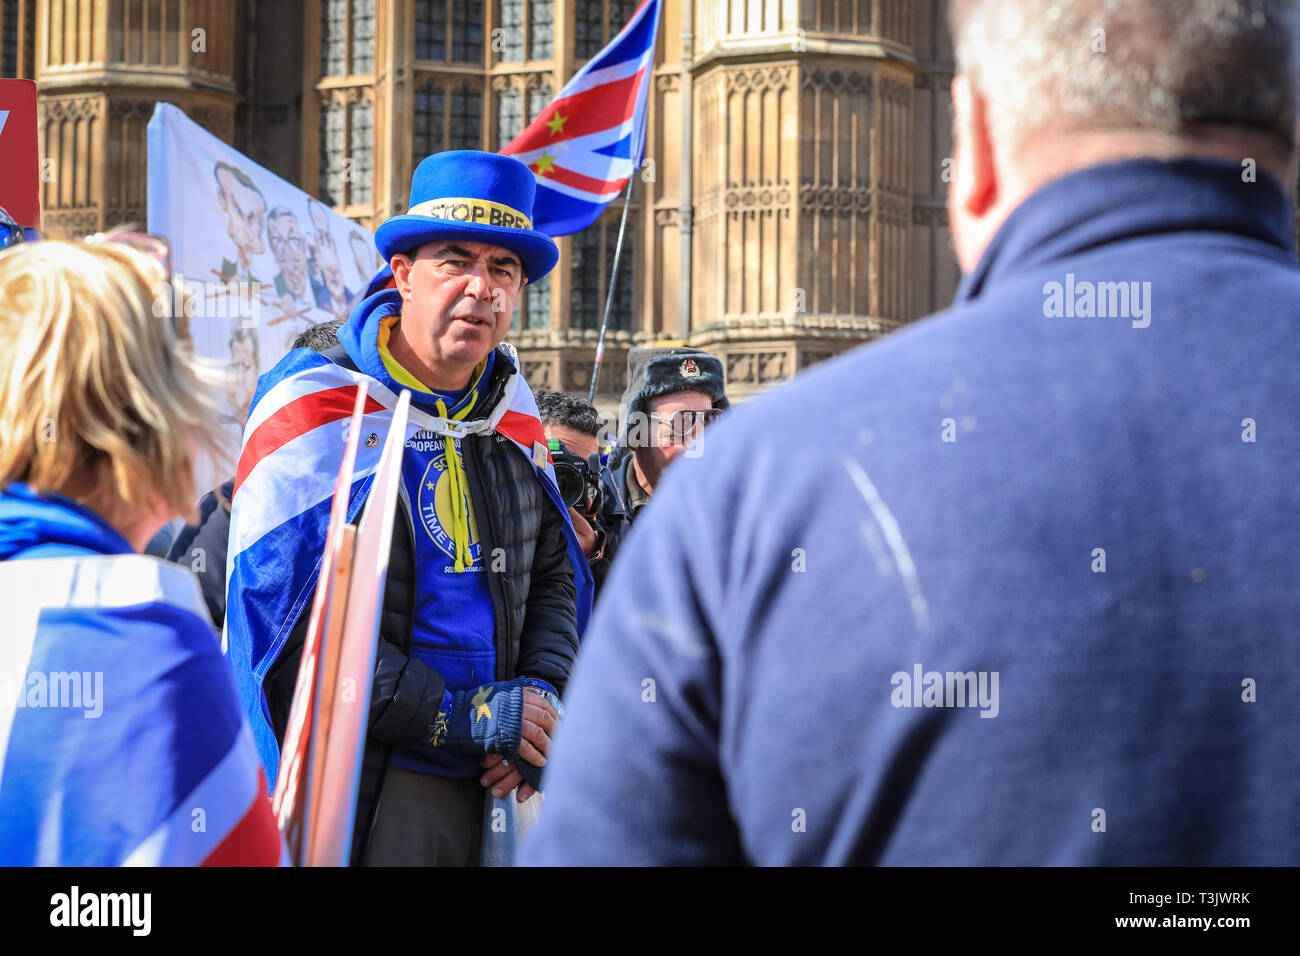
[546,112,567,135]
[534,151,556,175]
[472,685,493,723]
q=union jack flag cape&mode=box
[500,0,662,236]
[223,334,595,783]
[0,555,284,865]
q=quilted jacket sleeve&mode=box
[517,492,580,694]
[262,504,449,751]
[263,607,450,750]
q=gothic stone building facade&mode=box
[3,0,961,404]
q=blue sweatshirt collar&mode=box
[0,483,135,560]
[956,158,1295,304]
[337,289,503,418]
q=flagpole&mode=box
[587,174,637,404]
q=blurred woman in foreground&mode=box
[0,239,282,865]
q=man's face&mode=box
[545,423,599,462]
[322,246,345,300]
[309,204,330,234]
[351,235,375,281]
[633,389,714,490]
[226,337,259,424]
[391,240,524,372]
[268,214,307,292]
[311,214,346,300]
[217,170,266,259]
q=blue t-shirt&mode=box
[387,357,498,778]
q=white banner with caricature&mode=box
[146,103,383,493]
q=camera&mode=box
[548,438,603,518]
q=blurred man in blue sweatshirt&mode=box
[524,0,1300,865]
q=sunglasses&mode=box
[1,222,40,249]
[648,407,723,443]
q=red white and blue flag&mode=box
[500,0,662,237]
[223,345,594,784]
[0,557,284,866]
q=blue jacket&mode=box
[0,485,281,865]
[0,483,135,560]
[522,159,1300,865]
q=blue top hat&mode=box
[374,151,558,283]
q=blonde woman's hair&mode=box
[0,239,228,525]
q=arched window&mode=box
[413,81,446,165]
[575,0,639,60]
[351,0,375,73]
[413,79,484,161]
[570,207,636,332]
[321,0,375,76]
[449,82,484,149]
[496,84,522,150]
[530,0,554,61]
[528,76,553,124]
[319,101,346,205]
[416,0,484,62]
[498,0,524,63]
[348,99,373,206]
[523,275,551,330]
[322,0,348,75]
[496,0,556,64]
[414,0,447,60]
[450,0,484,61]
[319,96,374,210]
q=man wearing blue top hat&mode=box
[224,150,593,866]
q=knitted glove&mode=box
[424,679,529,755]
[511,680,565,793]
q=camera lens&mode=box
[553,462,585,508]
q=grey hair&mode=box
[949,0,1300,153]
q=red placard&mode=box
[0,79,39,228]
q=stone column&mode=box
[35,0,241,236]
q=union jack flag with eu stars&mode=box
[500,0,662,237]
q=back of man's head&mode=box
[535,389,603,439]
[950,0,1298,155]
[292,319,344,353]
[947,0,1300,269]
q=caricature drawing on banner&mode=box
[147,103,381,495]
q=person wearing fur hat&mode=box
[599,346,729,575]
[223,151,593,866]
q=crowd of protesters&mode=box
[0,146,728,867]
[2,0,1297,867]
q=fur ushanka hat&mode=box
[618,346,729,447]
